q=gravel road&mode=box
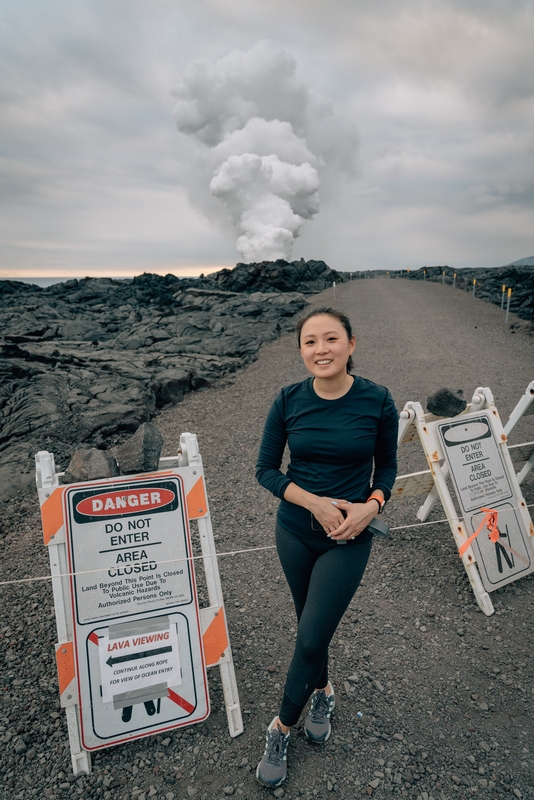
[1,277,533,800]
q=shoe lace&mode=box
[310,690,329,723]
[265,726,287,766]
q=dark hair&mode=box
[296,306,355,373]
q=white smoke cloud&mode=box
[172,40,355,262]
[210,153,320,262]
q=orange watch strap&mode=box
[366,494,384,512]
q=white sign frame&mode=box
[62,474,209,751]
[436,411,532,590]
[36,432,243,775]
[391,387,534,615]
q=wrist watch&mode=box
[366,493,385,514]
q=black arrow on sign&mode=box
[106,645,172,668]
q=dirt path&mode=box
[1,278,533,800]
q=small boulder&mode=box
[153,369,192,407]
[115,422,164,475]
[63,448,119,482]
[427,387,467,417]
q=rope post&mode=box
[501,284,506,309]
[505,287,512,323]
[453,272,456,288]
[442,269,445,284]
[333,280,336,301]
[472,278,476,297]
[423,269,426,281]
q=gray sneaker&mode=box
[256,717,290,787]
[304,681,335,742]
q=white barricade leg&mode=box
[517,451,534,484]
[397,406,416,445]
[197,513,243,737]
[417,482,440,522]
[219,662,244,738]
[36,451,92,774]
[65,706,91,775]
[181,432,243,739]
[504,381,534,487]
[504,380,534,436]
[463,561,494,616]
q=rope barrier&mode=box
[0,502,532,590]
[0,545,278,588]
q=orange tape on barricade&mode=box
[458,507,500,557]
[458,507,529,565]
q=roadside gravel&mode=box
[1,277,533,800]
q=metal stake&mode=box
[505,288,512,323]
[501,284,506,310]
[472,278,476,297]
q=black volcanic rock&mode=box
[152,369,193,408]
[63,448,119,483]
[427,388,467,417]
[114,422,164,475]
[192,258,342,294]
[0,262,326,503]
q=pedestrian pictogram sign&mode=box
[437,411,532,590]
[36,432,243,775]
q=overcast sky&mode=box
[1,0,533,278]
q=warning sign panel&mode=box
[438,412,533,591]
[63,475,209,750]
[66,479,193,624]
[438,415,513,513]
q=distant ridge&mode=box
[505,256,534,267]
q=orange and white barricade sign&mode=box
[36,433,242,775]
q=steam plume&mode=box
[172,41,356,262]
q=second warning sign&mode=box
[438,414,513,514]
[98,620,181,703]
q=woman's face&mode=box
[299,314,356,381]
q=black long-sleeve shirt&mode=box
[256,376,399,539]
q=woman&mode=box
[255,306,398,788]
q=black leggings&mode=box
[276,523,372,727]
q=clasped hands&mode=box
[310,496,378,540]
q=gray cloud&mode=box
[0,0,532,276]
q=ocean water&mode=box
[7,277,69,287]
[3,277,132,288]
